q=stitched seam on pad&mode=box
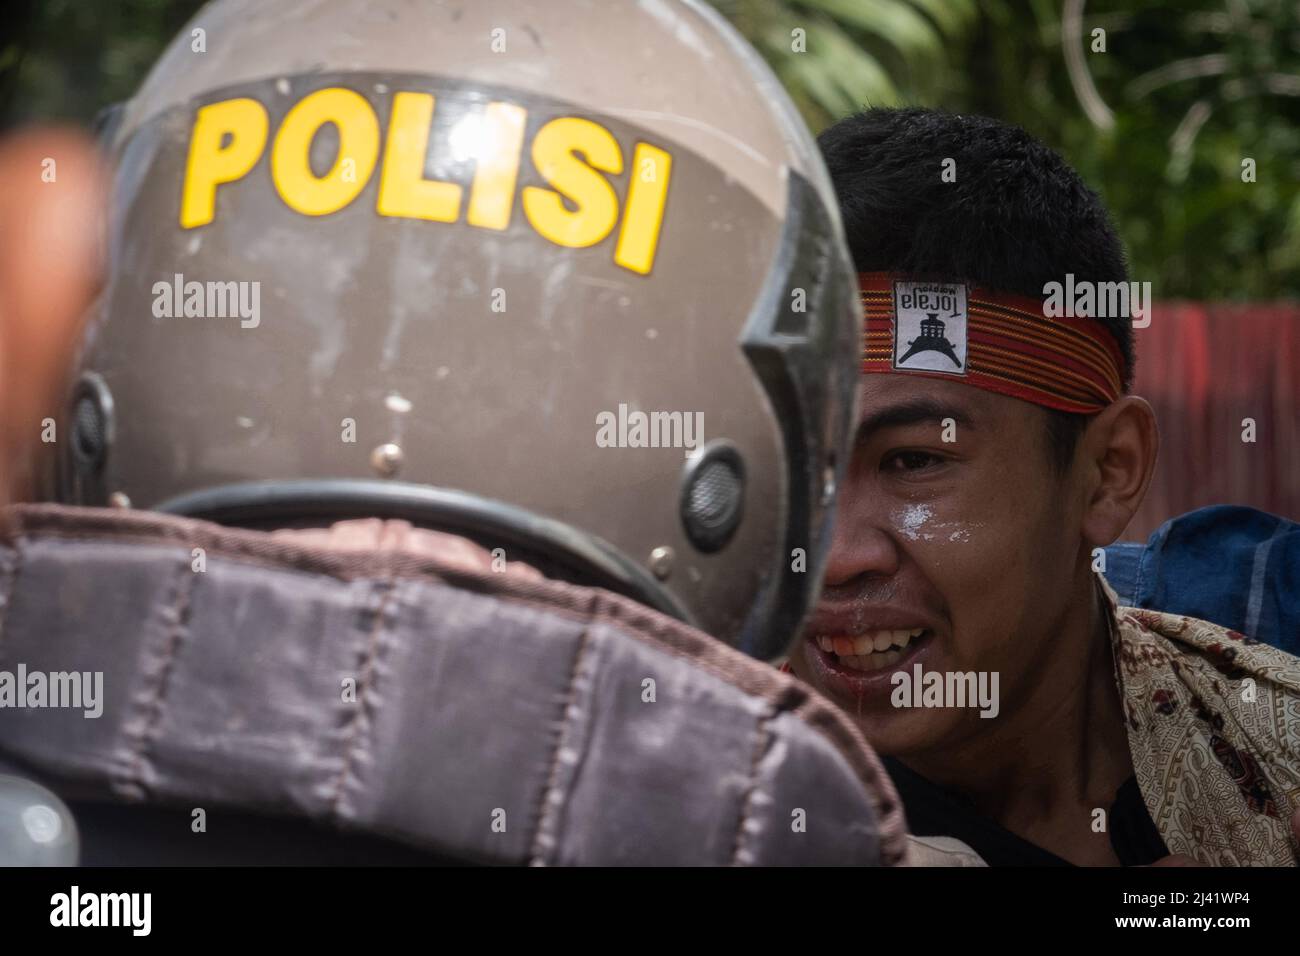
[730,707,772,867]
[528,623,592,866]
[9,507,905,860]
[0,539,21,667]
[328,574,397,819]
[121,556,196,798]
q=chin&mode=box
[790,646,952,756]
[851,710,952,758]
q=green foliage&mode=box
[716,0,1300,299]
[722,0,977,126]
[2,0,205,126]
[3,0,1294,298]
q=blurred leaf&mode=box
[906,0,981,39]
[4,0,1295,298]
[803,0,945,61]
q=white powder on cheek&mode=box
[895,504,935,541]
[891,506,982,544]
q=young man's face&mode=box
[790,373,1091,756]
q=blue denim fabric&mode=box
[1104,506,1299,656]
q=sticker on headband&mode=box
[892,280,968,375]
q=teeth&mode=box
[816,627,928,672]
[838,649,898,672]
[862,628,926,653]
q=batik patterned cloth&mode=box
[1105,575,1300,865]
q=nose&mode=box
[821,496,901,588]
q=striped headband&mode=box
[859,272,1125,414]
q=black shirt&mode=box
[883,756,1169,866]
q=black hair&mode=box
[818,107,1133,472]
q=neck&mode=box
[900,572,1133,837]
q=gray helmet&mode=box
[51,0,859,659]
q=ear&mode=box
[0,128,104,504]
[1078,396,1158,548]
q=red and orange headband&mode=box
[859,272,1125,414]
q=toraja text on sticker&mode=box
[178,77,673,275]
[892,280,968,374]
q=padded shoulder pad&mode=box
[0,504,908,865]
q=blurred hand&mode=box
[0,128,104,506]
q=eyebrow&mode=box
[855,399,976,443]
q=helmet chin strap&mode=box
[153,478,694,627]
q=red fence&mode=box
[1123,303,1300,541]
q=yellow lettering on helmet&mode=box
[272,87,379,216]
[377,92,462,222]
[178,88,673,275]
[522,117,622,249]
[179,97,268,228]
[614,142,672,275]
[465,102,528,231]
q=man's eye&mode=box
[884,451,945,472]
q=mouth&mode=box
[801,625,937,703]
[812,627,930,672]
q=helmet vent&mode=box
[680,442,745,553]
[71,394,108,472]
